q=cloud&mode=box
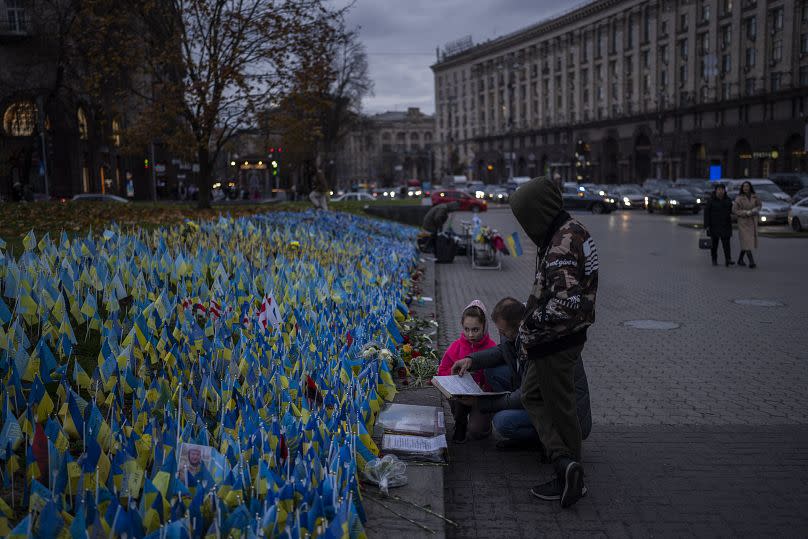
[344,0,570,115]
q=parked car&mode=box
[71,193,129,203]
[769,173,808,196]
[791,187,808,204]
[788,197,808,231]
[613,186,646,209]
[431,189,488,212]
[722,178,791,202]
[561,184,615,213]
[645,188,700,214]
[489,187,510,203]
[332,192,375,202]
[642,178,674,192]
[753,190,790,225]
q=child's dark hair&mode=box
[491,297,525,328]
[461,305,486,326]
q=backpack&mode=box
[435,233,457,263]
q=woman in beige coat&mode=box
[732,181,762,268]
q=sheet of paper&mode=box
[432,375,486,396]
[382,434,447,453]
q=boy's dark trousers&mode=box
[710,235,731,263]
[520,344,583,465]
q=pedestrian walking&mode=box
[733,181,762,268]
[307,159,330,211]
[703,183,735,267]
[509,176,599,509]
[437,300,497,443]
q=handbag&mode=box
[699,232,711,250]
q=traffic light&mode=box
[271,159,279,176]
[144,158,150,170]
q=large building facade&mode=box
[338,108,435,187]
[432,0,808,184]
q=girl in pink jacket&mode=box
[438,300,497,442]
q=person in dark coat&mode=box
[422,201,461,234]
[703,183,735,267]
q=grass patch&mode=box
[0,198,419,255]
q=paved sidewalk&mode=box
[436,208,808,537]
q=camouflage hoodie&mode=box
[509,177,598,358]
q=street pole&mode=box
[36,96,49,198]
[150,141,157,201]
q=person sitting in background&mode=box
[451,297,592,451]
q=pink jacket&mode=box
[438,333,497,389]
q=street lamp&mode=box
[497,58,523,182]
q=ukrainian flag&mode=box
[505,232,524,257]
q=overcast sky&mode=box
[343,0,576,116]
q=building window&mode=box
[610,23,618,53]
[643,73,651,93]
[746,47,756,67]
[722,0,733,16]
[800,65,808,86]
[772,38,783,63]
[771,72,782,91]
[699,32,710,55]
[660,69,669,87]
[6,0,26,32]
[642,51,650,68]
[679,63,688,84]
[680,39,688,60]
[77,107,89,140]
[680,13,689,32]
[661,20,668,37]
[803,1,808,23]
[643,10,651,42]
[702,4,711,23]
[745,17,757,41]
[625,55,633,74]
[660,44,669,64]
[627,16,634,49]
[745,77,756,95]
[2,100,37,136]
[722,82,733,99]
[596,27,603,57]
[721,26,732,49]
[722,54,732,73]
[801,34,808,55]
[770,7,784,32]
[112,118,122,147]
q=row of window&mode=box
[1,100,122,145]
[436,2,805,97]
[379,131,433,142]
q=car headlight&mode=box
[607,198,615,203]
[696,198,702,204]
[415,190,422,196]
[644,196,649,203]
[670,200,678,205]
[623,197,630,204]
[497,193,504,199]
[408,191,414,196]
[760,216,768,222]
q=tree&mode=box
[101,0,343,208]
[320,26,373,188]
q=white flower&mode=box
[379,349,393,360]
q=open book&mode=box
[431,375,508,399]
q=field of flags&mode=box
[0,210,419,538]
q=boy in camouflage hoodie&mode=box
[509,176,598,508]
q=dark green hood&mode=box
[509,177,563,246]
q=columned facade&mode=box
[432,0,808,184]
